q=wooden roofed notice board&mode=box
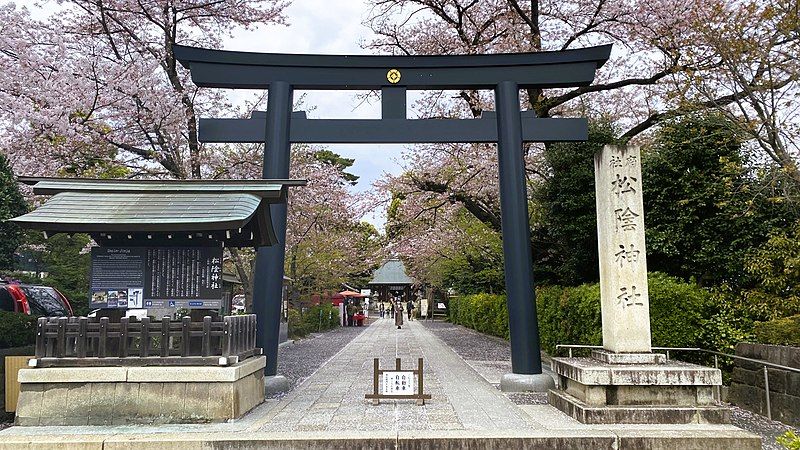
[90,246,224,310]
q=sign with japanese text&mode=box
[90,246,223,310]
[594,145,652,352]
[381,371,415,396]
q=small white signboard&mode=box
[127,288,143,309]
[382,371,414,395]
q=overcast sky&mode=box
[225,0,409,229]
[22,0,409,229]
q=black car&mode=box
[0,284,73,317]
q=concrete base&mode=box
[500,372,556,392]
[590,350,666,365]
[549,356,729,424]
[264,374,290,395]
[14,356,266,425]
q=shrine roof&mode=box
[368,259,415,286]
[10,177,306,247]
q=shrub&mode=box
[449,293,508,339]
[288,303,341,339]
[647,272,712,348]
[778,430,800,450]
[0,311,38,349]
[753,314,800,346]
[287,309,307,338]
[536,283,602,355]
[451,272,716,356]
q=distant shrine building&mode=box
[368,259,416,304]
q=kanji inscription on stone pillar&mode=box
[595,145,652,353]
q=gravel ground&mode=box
[420,319,798,449]
[731,407,797,450]
[269,324,368,400]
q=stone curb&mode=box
[17,356,266,384]
[0,429,761,450]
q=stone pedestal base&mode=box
[264,374,290,395]
[500,372,555,392]
[549,356,730,424]
[14,356,266,426]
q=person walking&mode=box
[346,301,357,327]
[394,300,404,329]
[407,299,414,321]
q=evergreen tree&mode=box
[0,153,27,271]
[532,121,619,285]
[642,113,794,287]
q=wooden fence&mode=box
[33,314,259,367]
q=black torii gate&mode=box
[174,44,611,388]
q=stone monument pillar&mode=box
[548,145,730,424]
[595,145,651,354]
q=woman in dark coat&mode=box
[394,300,404,329]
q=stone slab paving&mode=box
[420,320,796,449]
[0,317,764,449]
[246,317,536,433]
[271,324,367,399]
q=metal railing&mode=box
[554,344,800,421]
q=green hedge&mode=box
[753,314,800,346]
[288,303,340,338]
[0,311,38,349]
[450,272,714,355]
[448,293,509,339]
[536,283,602,355]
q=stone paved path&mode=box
[0,318,763,449]
[247,317,537,432]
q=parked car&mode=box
[0,284,73,317]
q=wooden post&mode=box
[67,317,77,357]
[76,317,88,358]
[160,316,170,357]
[98,317,109,358]
[119,317,129,358]
[55,317,67,358]
[396,358,401,371]
[202,316,212,357]
[417,357,424,405]
[372,358,380,406]
[35,317,46,358]
[140,317,150,357]
[249,315,256,352]
[181,316,191,357]
[223,316,232,359]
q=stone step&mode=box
[0,429,761,450]
[549,389,732,424]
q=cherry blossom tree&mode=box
[0,0,286,178]
[0,2,380,303]
[220,144,381,308]
[365,0,800,280]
